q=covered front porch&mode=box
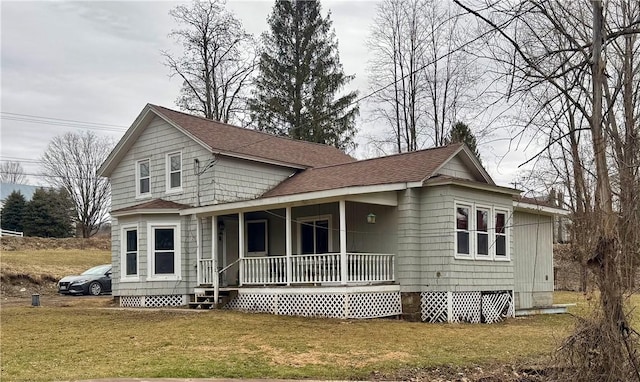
[192,195,399,297]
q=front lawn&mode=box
[1,303,573,381]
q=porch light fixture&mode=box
[367,213,376,224]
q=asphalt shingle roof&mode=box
[150,105,356,168]
[263,143,464,197]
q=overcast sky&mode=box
[1,0,539,189]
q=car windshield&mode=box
[81,265,111,276]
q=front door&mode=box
[300,218,330,254]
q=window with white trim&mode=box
[166,152,182,191]
[136,159,150,197]
[455,205,471,256]
[148,222,181,279]
[298,216,331,254]
[495,210,508,258]
[246,219,268,256]
[476,207,490,257]
[121,226,138,279]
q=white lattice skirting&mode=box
[119,295,188,308]
[421,290,514,324]
[225,288,402,319]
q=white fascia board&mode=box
[513,201,570,216]
[112,208,182,217]
[425,177,520,195]
[180,183,408,216]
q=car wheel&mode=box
[88,282,102,296]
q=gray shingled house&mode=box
[97,104,565,323]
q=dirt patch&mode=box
[1,235,110,252]
[371,364,551,381]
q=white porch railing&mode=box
[233,253,394,285]
[291,253,341,283]
[198,258,216,285]
[0,229,23,237]
[347,253,395,283]
[243,256,287,284]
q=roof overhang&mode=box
[112,207,184,217]
[513,200,570,216]
[423,176,520,195]
[180,183,405,216]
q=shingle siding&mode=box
[110,116,294,211]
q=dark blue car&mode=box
[58,264,112,296]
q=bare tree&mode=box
[367,0,485,153]
[163,0,257,125]
[41,131,114,238]
[455,0,640,379]
[0,161,27,184]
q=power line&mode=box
[0,112,128,132]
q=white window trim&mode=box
[147,220,182,281]
[136,158,151,199]
[453,201,512,262]
[165,151,183,193]
[474,204,492,261]
[120,223,139,282]
[245,219,268,256]
[297,214,333,255]
[493,209,511,261]
[454,203,473,259]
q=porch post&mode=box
[285,206,292,285]
[238,212,245,286]
[196,216,201,285]
[339,200,347,285]
[212,215,218,303]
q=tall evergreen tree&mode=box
[22,188,74,238]
[0,190,26,232]
[446,121,481,162]
[249,0,359,150]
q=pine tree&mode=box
[446,122,481,162]
[0,191,26,232]
[248,0,359,150]
[22,188,74,238]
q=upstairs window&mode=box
[166,152,182,191]
[476,208,490,256]
[455,205,470,255]
[136,159,150,197]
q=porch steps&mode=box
[189,287,238,309]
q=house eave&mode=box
[423,177,520,195]
[513,201,569,216]
[112,208,183,217]
[180,183,407,216]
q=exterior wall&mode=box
[396,185,515,294]
[110,116,294,211]
[396,189,423,288]
[513,211,554,309]
[111,213,197,298]
[291,203,340,253]
[435,154,475,180]
[442,186,514,291]
[345,202,396,254]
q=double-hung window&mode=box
[246,220,268,256]
[136,159,150,197]
[299,216,331,254]
[476,207,490,257]
[495,211,508,258]
[148,222,181,280]
[121,225,138,279]
[166,152,182,192]
[455,205,471,256]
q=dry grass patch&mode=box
[1,305,574,382]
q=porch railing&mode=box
[235,253,394,286]
[347,253,395,283]
[198,258,216,285]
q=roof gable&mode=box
[263,143,493,198]
[99,104,356,177]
